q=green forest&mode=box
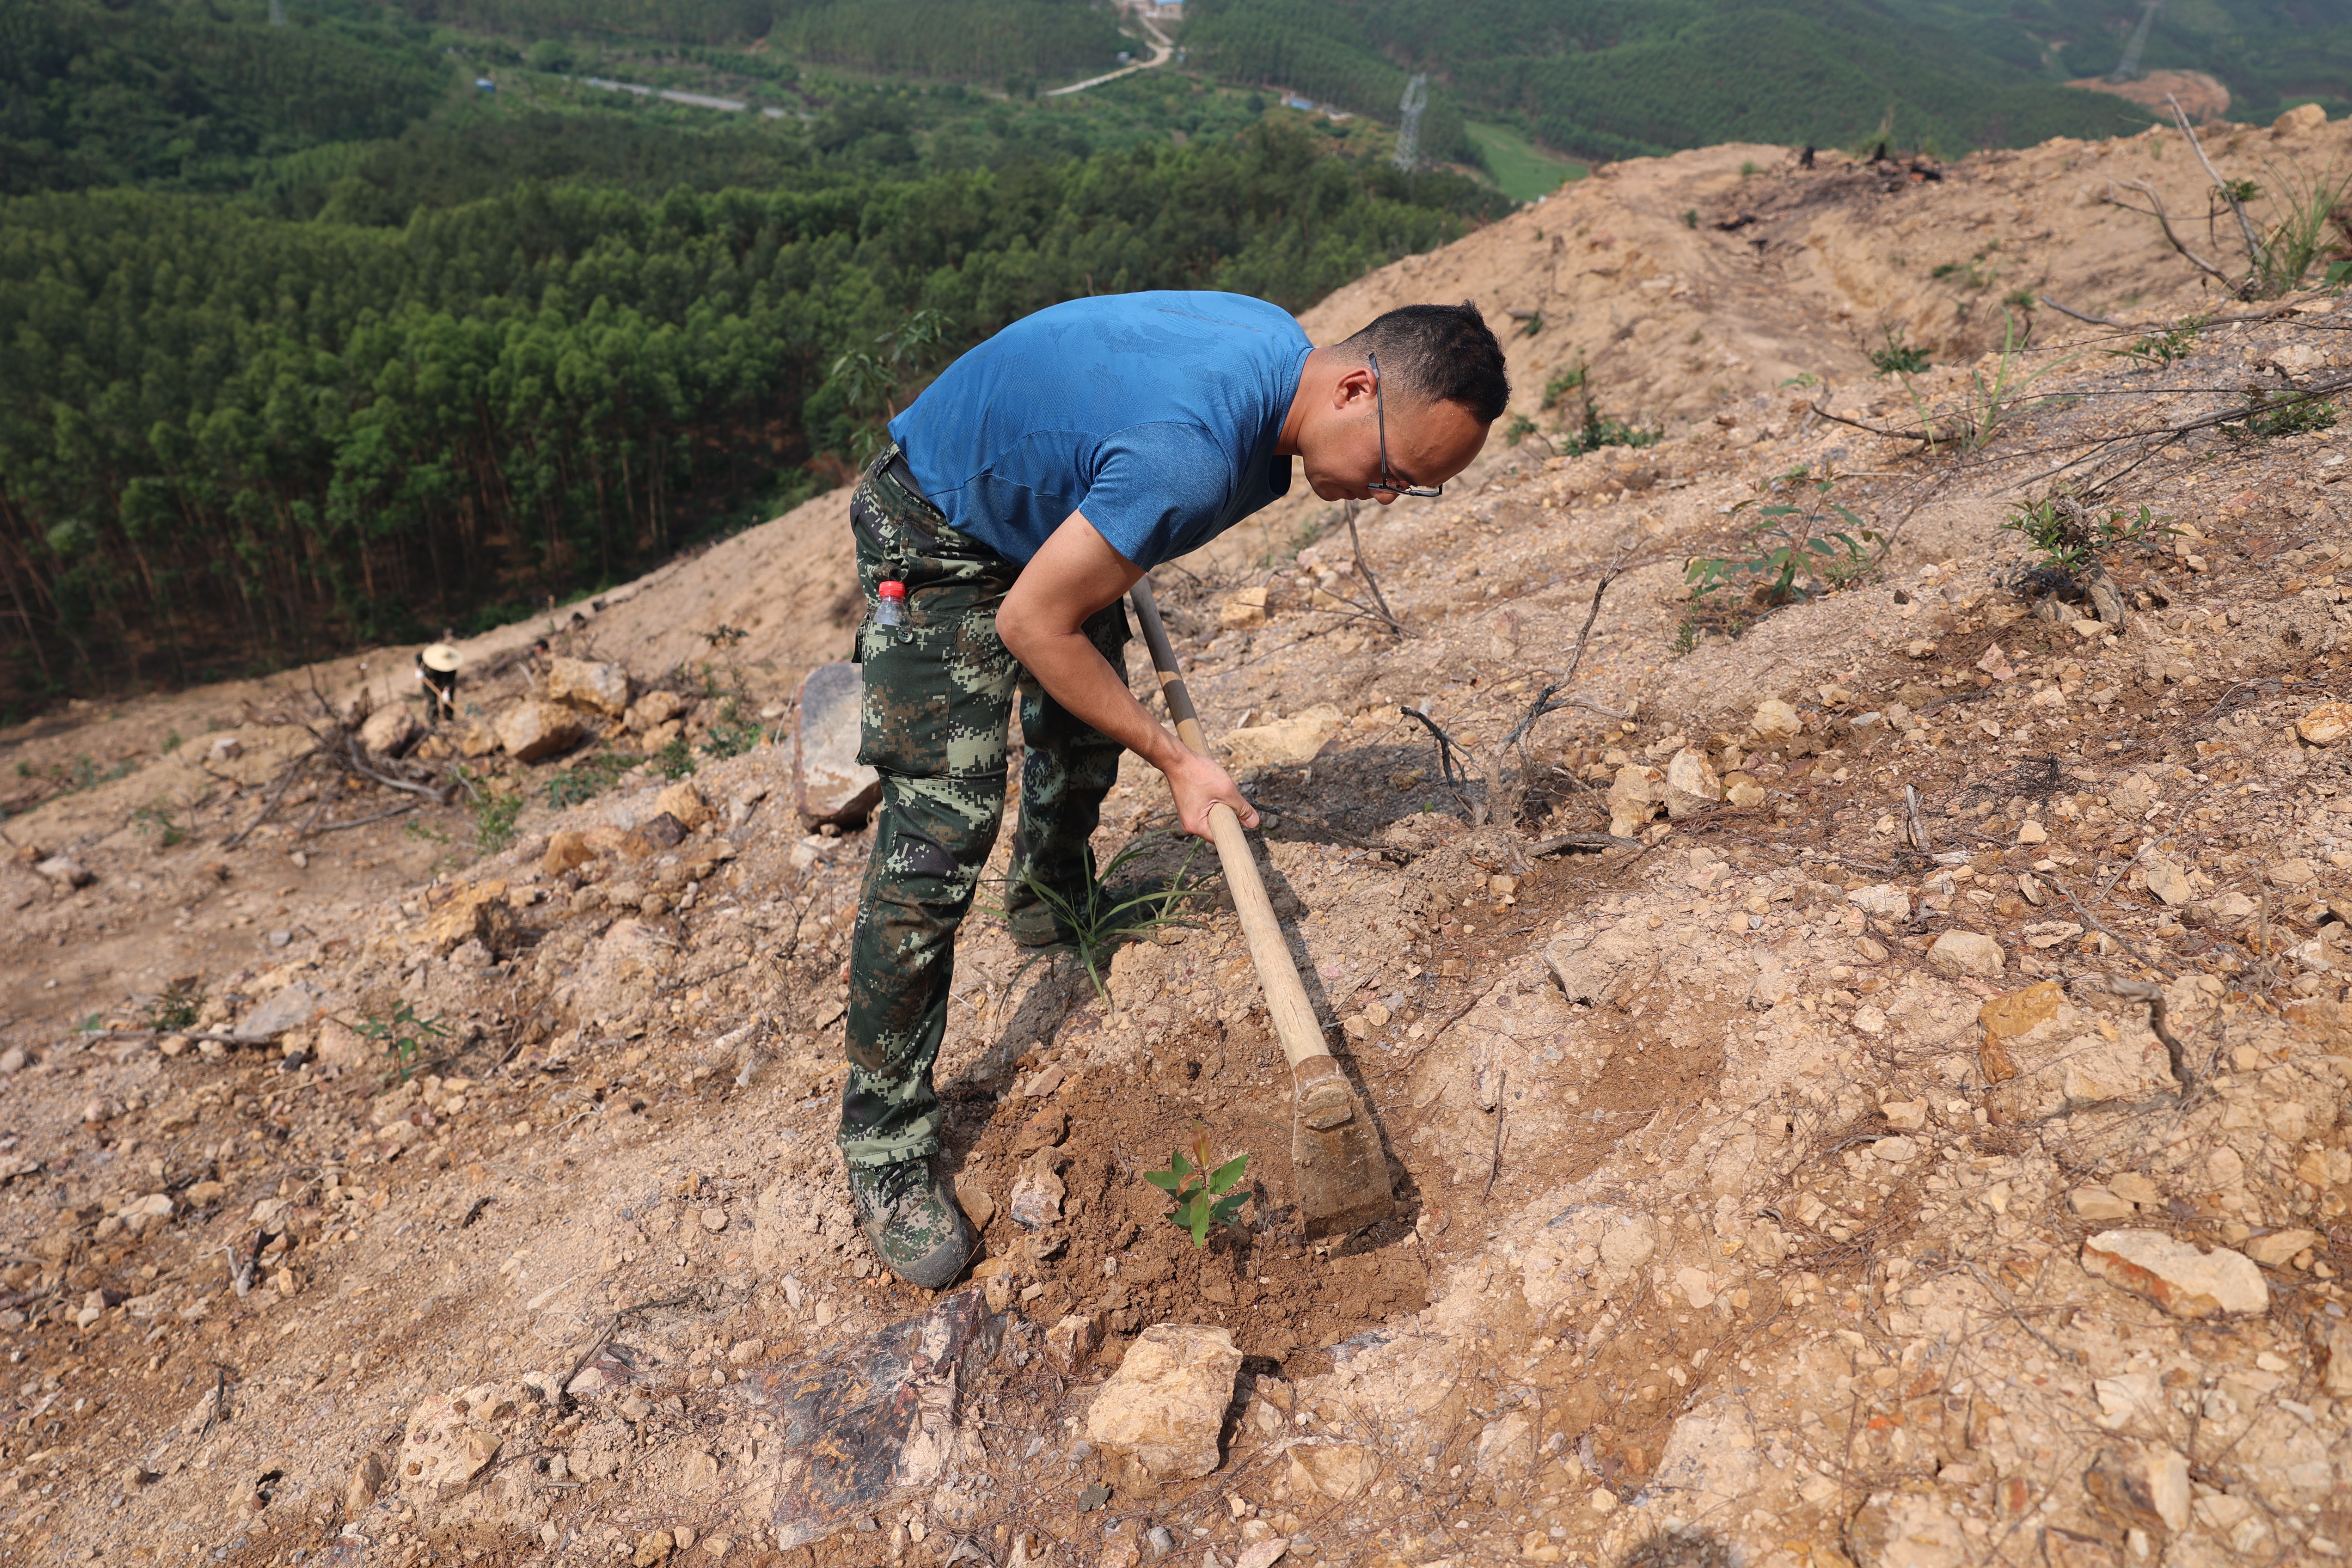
[1183,0,2350,164]
[1181,0,2168,161]
[0,0,1499,713]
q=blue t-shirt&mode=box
[886,291,1313,569]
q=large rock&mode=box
[400,1384,517,1494]
[544,657,631,717]
[415,881,518,956]
[498,701,590,763]
[233,982,331,1044]
[358,705,420,758]
[2297,701,2352,746]
[1663,747,1722,818]
[34,855,91,888]
[626,689,685,734]
[1286,1441,1378,1501]
[2144,857,2193,906]
[1751,698,1802,738]
[655,781,711,832]
[1926,929,2004,978]
[794,662,881,827]
[1606,765,1668,837]
[1979,979,2061,1041]
[1221,704,1344,774]
[1846,883,1911,921]
[1085,1323,1243,1480]
[2081,1230,2268,1319]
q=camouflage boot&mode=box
[847,1157,975,1290]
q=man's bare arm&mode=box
[995,512,1259,839]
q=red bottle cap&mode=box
[879,580,906,600]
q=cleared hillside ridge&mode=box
[1,107,2351,1568]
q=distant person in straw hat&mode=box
[416,643,460,723]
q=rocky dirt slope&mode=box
[2,106,2351,1568]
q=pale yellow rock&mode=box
[2069,1185,2134,1222]
[2015,819,2047,845]
[1751,698,1801,738]
[2275,101,2327,135]
[2081,1230,2268,1318]
[1607,764,1669,837]
[1285,1441,1378,1501]
[1219,587,1269,631]
[544,657,631,716]
[1221,705,1344,773]
[2242,1227,2321,1267]
[2323,1320,2352,1396]
[1979,979,2061,1041]
[1878,1100,1928,1130]
[1926,929,2003,978]
[1724,778,1766,809]
[2270,858,2318,888]
[2145,858,2194,906]
[1085,1323,1242,1480]
[626,689,684,734]
[655,781,711,832]
[401,1384,518,1491]
[497,701,589,763]
[1663,747,1723,818]
[2108,1173,2162,1207]
[2297,701,2352,745]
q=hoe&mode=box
[1128,578,1397,1238]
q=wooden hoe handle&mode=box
[1127,579,1338,1083]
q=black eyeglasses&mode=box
[1366,351,1444,498]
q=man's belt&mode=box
[875,448,1000,561]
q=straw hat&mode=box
[420,643,461,673]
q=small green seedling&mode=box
[2001,495,2171,575]
[1144,1126,1250,1248]
[2108,316,2204,369]
[1693,496,1872,606]
[361,1003,448,1082]
[1869,328,1929,377]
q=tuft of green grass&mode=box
[2109,315,2205,369]
[653,733,697,780]
[543,750,634,809]
[470,782,526,852]
[1540,363,1588,410]
[2235,388,2339,441]
[132,804,184,847]
[141,977,202,1033]
[993,831,1202,1002]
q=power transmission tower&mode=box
[2108,0,2158,83]
[1393,73,1429,172]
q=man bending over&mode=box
[837,291,1508,1287]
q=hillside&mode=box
[2,104,2351,1568]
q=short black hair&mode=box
[1338,301,1510,425]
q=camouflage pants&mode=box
[837,446,1130,1170]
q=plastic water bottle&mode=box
[875,579,907,628]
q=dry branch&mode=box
[2101,180,2235,286]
